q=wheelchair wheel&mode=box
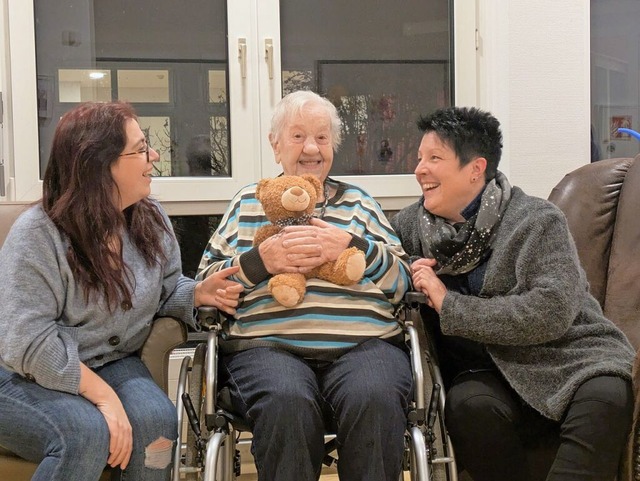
[185,342,208,480]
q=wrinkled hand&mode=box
[259,218,352,274]
[411,258,447,313]
[195,265,244,315]
[96,394,133,469]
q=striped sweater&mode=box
[196,178,411,359]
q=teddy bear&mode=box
[253,174,366,307]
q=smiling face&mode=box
[415,131,487,222]
[110,118,159,210]
[269,103,334,185]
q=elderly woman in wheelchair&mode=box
[392,106,634,481]
[178,90,422,481]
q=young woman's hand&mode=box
[95,394,133,468]
[411,258,447,312]
[194,265,243,314]
[78,363,132,469]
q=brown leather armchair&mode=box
[0,203,188,480]
[548,155,640,481]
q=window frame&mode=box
[1,0,477,213]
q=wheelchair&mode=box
[172,293,458,481]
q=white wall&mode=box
[476,0,590,199]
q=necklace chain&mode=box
[317,182,330,219]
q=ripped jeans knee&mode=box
[144,436,174,470]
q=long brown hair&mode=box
[42,101,170,310]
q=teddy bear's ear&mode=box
[255,178,271,200]
[301,174,323,197]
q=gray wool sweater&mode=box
[392,187,634,421]
[0,204,198,394]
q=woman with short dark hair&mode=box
[393,106,634,481]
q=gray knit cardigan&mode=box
[0,204,198,395]
[391,187,634,421]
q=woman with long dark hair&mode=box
[0,101,242,481]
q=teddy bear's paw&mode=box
[270,285,303,307]
[344,250,366,281]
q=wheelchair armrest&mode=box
[404,291,428,306]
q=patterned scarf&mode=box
[275,214,314,227]
[418,171,512,275]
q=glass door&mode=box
[261,0,454,200]
[14,0,261,203]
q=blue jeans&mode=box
[221,338,413,481]
[0,356,177,481]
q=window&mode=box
[6,0,475,209]
[279,1,452,177]
[591,0,640,161]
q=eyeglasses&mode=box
[119,144,150,163]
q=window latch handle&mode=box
[265,38,274,80]
[238,38,247,79]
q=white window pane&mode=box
[34,0,229,180]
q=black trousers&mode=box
[444,371,633,481]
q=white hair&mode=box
[270,90,342,150]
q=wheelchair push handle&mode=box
[404,291,428,306]
[197,306,220,330]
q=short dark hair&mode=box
[416,107,503,181]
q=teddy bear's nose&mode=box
[290,186,304,197]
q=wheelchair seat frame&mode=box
[173,295,458,481]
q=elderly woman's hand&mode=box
[259,218,352,274]
[195,265,244,315]
[306,217,353,261]
[411,258,447,312]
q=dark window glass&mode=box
[34,0,230,178]
[591,0,640,161]
[170,215,222,279]
[280,0,453,175]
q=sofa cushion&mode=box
[605,156,640,349]
[549,155,640,349]
[0,203,29,248]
